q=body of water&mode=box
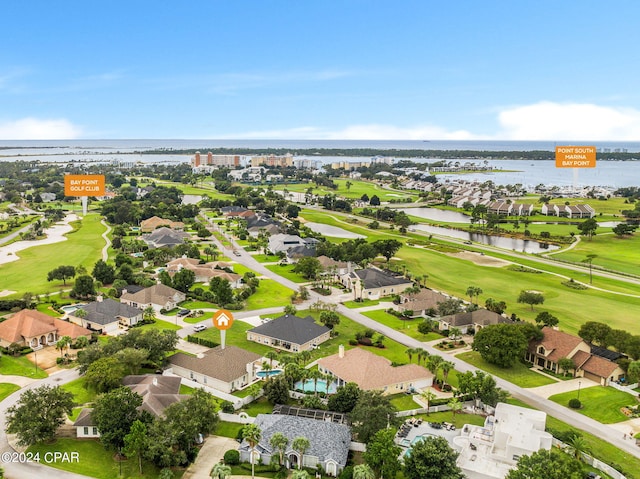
[2,140,640,187]
[398,207,472,223]
[410,224,559,254]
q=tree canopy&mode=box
[403,436,463,479]
[506,449,584,479]
[517,290,545,311]
[6,385,74,446]
[350,390,400,443]
[472,323,528,368]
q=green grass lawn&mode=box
[26,438,172,479]
[389,393,420,411]
[0,382,21,402]
[554,232,640,276]
[35,303,63,317]
[179,384,195,394]
[508,398,639,479]
[251,254,281,263]
[0,354,48,379]
[215,421,244,439]
[239,396,275,416]
[342,298,382,308]
[298,208,640,335]
[179,300,217,309]
[548,386,637,423]
[136,319,182,331]
[68,406,84,422]
[457,351,556,388]
[194,319,272,356]
[263,264,309,283]
[361,309,444,342]
[243,278,294,310]
[183,312,212,324]
[0,213,107,297]
[61,377,96,406]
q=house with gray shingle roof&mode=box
[120,283,186,312]
[342,266,413,300]
[247,314,330,353]
[239,413,351,475]
[142,227,190,248]
[168,345,263,393]
[69,297,143,334]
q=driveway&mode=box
[527,377,599,399]
[182,436,239,479]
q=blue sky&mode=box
[2,1,640,140]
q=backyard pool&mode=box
[294,378,338,394]
[60,304,86,314]
[257,369,283,378]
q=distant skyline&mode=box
[2,1,640,141]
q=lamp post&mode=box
[577,381,581,401]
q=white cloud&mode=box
[0,118,83,140]
[496,101,640,140]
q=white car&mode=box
[193,324,207,332]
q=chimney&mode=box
[152,377,158,386]
[96,295,103,302]
[339,344,345,358]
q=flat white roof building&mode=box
[453,402,553,479]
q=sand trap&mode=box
[0,290,17,297]
[448,251,511,267]
[0,214,79,265]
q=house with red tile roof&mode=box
[140,216,185,233]
[0,309,91,349]
[526,327,625,386]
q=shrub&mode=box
[358,337,373,346]
[224,449,240,465]
[339,465,354,479]
[220,400,235,413]
[348,339,358,346]
[568,398,582,409]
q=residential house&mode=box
[454,402,553,479]
[342,266,413,300]
[268,234,318,255]
[122,375,188,416]
[120,283,186,312]
[318,346,433,395]
[40,192,57,202]
[397,288,449,317]
[142,227,190,248]
[74,409,99,438]
[438,309,511,334]
[168,345,263,393]
[286,244,318,263]
[166,257,242,287]
[525,327,625,386]
[69,298,143,334]
[140,216,185,233]
[541,203,595,218]
[247,314,331,353]
[74,375,187,438]
[0,309,91,349]
[239,413,350,475]
[317,256,351,280]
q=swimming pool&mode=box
[257,369,283,378]
[294,378,338,394]
[61,304,86,314]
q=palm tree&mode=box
[448,397,462,417]
[568,435,590,461]
[292,436,311,469]
[440,361,455,388]
[426,354,443,380]
[269,431,289,467]
[308,368,323,396]
[405,347,417,363]
[449,327,462,341]
[242,424,262,479]
[299,349,312,365]
[265,350,279,369]
[74,335,89,351]
[291,471,310,479]
[421,389,436,416]
[143,305,156,322]
[210,462,232,479]
[416,348,429,366]
[56,336,72,361]
[352,464,375,479]
[204,246,216,262]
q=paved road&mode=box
[215,225,640,460]
[0,369,88,479]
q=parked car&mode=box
[193,324,207,332]
[177,309,191,317]
[233,250,242,257]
